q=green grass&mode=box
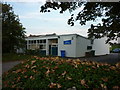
[2,56,120,89]
[2,53,33,62]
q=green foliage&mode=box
[40,1,120,43]
[111,44,120,51]
[25,49,40,55]
[2,57,120,89]
[25,49,46,56]
[2,53,33,62]
[2,3,26,53]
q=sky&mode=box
[7,2,101,37]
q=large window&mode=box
[87,46,92,50]
[34,40,36,43]
[37,40,39,43]
[39,45,46,50]
[43,40,46,43]
[31,40,33,44]
[29,40,31,44]
[28,39,46,44]
[38,40,46,43]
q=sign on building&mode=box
[64,40,71,45]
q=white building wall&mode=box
[58,35,76,57]
[25,34,110,57]
[76,36,92,57]
[92,37,110,55]
[46,39,49,55]
[118,38,120,44]
[26,36,58,54]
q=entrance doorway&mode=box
[49,45,58,56]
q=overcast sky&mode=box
[7,2,102,37]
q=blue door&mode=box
[51,46,58,56]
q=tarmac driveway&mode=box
[79,53,120,64]
[2,53,120,74]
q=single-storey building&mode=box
[25,33,110,57]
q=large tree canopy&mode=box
[2,3,26,53]
[40,1,120,43]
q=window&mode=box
[40,45,46,50]
[40,40,42,43]
[87,46,92,50]
[52,45,58,47]
[28,40,37,44]
[29,40,31,44]
[31,40,33,44]
[37,40,39,43]
[39,40,46,43]
[43,40,46,43]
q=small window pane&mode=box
[39,45,46,49]
[37,40,39,43]
[29,40,31,44]
[43,40,46,43]
[34,40,36,43]
[31,40,33,44]
[87,46,92,50]
[40,40,42,43]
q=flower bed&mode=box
[2,56,120,89]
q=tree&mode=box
[40,1,120,43]
[2,3,26,53]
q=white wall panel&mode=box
[92,37,110,55]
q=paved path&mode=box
[2,61,22,74]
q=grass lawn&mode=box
[2,56,120,89]
[2,53,33,62]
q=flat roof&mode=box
[26,33,90,40]
[59,34,89,40]
[26,33,58,39]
